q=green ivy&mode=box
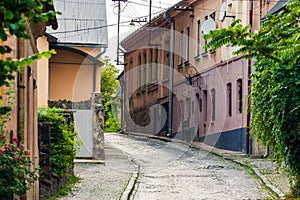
[205,0,300,196]
[38,108,79,177]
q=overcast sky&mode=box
[104,0,182,69]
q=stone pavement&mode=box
[190,142,290,199]
[59,143,138,200]
[61,132,290,199]
[125,131,290,199]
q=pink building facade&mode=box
[120,0,280,154]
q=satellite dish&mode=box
[219,2,227,22]
[202,19,216,35]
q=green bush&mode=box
[104,101,120,132]
[38,108,78,177]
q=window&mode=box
[196,20,201,56]
[227,83,232,116]
[138,55,142,90]
[149,49,153,81]
[143,52,147,89]
[211,88,216,121]
[186,27,190,62]
[202,16,208,54]
[237,79,243,114]
[203,90,207,121]
[179,30,184,65]
[155,48,159,80]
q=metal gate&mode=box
[74,109,94,158]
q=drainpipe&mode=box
[246,0,254,154]
[165,13,175,137]
[93,47,107,92]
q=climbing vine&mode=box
[205,0,300,196]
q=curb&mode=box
[120,166,140,200]
[74,159,105,164]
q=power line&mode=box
[49,20,131,34]
[127,0,165,9]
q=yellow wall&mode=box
[49,47,99,102]
[37,36,49,107]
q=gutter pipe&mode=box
[246,0,254,154]
[164,11,175,137]
[94,47,107,92]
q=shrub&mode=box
[38,108,78,177]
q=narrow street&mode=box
[105,133,270,200]
[60,133,270,200]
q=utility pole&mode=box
[149,0,152,44]
[112,0,127,65]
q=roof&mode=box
[265,0,290,15]
[46,0,108,47]
[121,0,188,48]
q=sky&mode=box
[104,0,182,70]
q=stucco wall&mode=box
[37,36,50,107]
[49,47,100,102]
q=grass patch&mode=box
[47,176,81,200]
[243,165,279,199]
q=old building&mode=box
[45,0,108,159]
[0,3,58,199]
[120,0,280,154]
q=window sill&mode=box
[194,55,201,61]
[209,49,216,54]
[184,61,190,66]
[147,82,158,92]
[202,52,208,57]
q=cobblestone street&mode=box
[60,133,272,200]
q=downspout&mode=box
[165,12,175,137]
[93,47,107,92]
[246,0,254,154]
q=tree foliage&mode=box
[38,108,79,177]
[0,0,57,123]
[101,59,121,132]
[205,0,300,196]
